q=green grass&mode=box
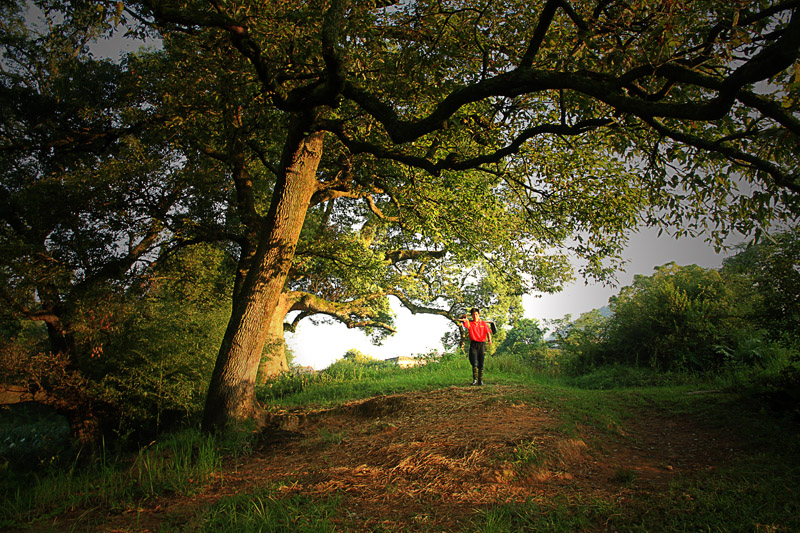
[260,355,799,532]
[186,484,340,532]
[257,352,472,408]
[467,365,800,532]
[470,427,799,532]
[0,429,222,529]
[473,495,618,532]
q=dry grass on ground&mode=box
[55,385,742,531]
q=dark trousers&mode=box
[468,341,486,370]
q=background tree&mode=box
[501,318,546,357]
[722,228,800,343]
[550,309,610,374]
[0,2,193,443]
[600,263,749,371]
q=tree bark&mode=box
[256,293,292,384]
[201,120,324,433]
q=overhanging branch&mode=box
[643,117,800,193]
[286,291,396,333]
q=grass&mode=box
[473,495,619,532]
[187,485,341,532]
[259,354,800,531]
[467,361,799,532]
[257,352,472,408]
[0,429,222,529]
[2,352,798,531]
[472,446,799,532]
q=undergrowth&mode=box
[0,429,221,529]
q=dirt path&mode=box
[75,385,741,531]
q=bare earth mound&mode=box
[78,385,742,531]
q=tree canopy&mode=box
[2,0,799,435]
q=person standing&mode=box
[460,308,492,386]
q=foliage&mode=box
[340,348,379,365]
[0,241,231,444]
[500,318,545,356]
[5,0,800,433]
[597,263,754,371]
[493,317,560,374]
[89,244,233,439]
[0,1,202,441]
[549,230,800,381]
[550,309,610,374]
[0,2,182,342]
[722,228,800,341]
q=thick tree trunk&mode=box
[257,294,292,384]
[201,124,324,433]
[36,300,103,446]
[61,401,102,449]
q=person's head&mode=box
[470,307,480,320]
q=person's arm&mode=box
[487,323,492,344]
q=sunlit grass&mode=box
[257,352,473,407]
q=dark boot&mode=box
[471,366,478,385]
[478,368,484,386]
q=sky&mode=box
[287,226,745,370]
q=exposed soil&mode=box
[46,384,743,531]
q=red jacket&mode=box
[463,319,491,342]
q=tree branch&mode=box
[385,249,447,264]
[642,116,800,193]
[325,117,615,175]
[519,0,561,67]
[388,291,459,324]
[286,291,396,333]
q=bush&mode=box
[84,244,231,441]
[0,404,71,474]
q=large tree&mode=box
[0,1,198,442]
[117,18,598,391]
[45,0,800,432]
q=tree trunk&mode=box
[36,297,102,446]
[256,294,292,384]
[201,122,324,433]
[61,402,102,449]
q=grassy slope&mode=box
[1,353,798,531]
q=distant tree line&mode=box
[545,229,800,378]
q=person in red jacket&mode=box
[460,307,492,385]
